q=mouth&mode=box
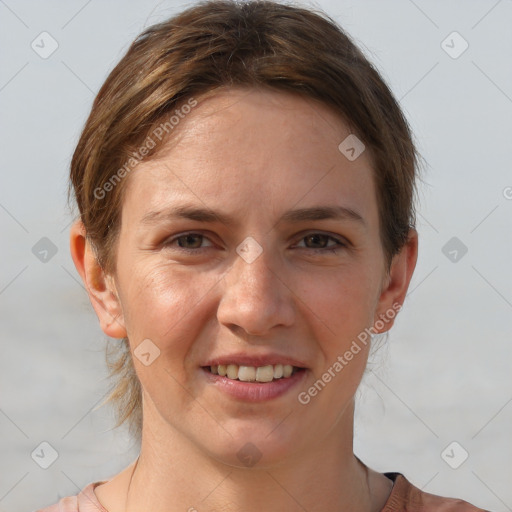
[201,363,305,383]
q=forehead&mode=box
[122,87,379,229]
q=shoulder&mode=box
[381,472,490,512]
[34,481,108,512]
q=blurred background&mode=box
[0,0,511,511]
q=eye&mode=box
[162,231,346,255]
[295,233,346,254]
[163,232,214,251]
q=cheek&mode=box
[298,265,377,343]
[119,261,217,348]
[301,270,377,405]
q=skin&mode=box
[71,87,418,512]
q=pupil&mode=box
[180,234,201,248]
[306,234,326,248]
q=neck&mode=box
[122,398,378,512]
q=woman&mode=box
[37,0,489,510]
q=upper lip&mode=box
[202,353,308,369]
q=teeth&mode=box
[255,365,274,382]
[239,366,257,381]
[208,363,298,382]
[227,364,238,380]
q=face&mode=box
[102,87,403,467]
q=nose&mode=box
[216,244,295,336]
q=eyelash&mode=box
[163,232,346,254]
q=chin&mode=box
[202,422,304,470]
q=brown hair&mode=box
[70,0,420,442]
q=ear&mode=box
[373,228,418,333]
[69,220,127,338]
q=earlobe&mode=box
[373,228,418,333]
[69,220,127,339]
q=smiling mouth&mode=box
[202,363,304,383]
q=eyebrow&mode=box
[141,204,366,228]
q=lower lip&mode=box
[200,367,307,402]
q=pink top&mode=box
[34,472,489,511]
